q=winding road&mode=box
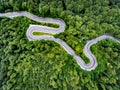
[0,11,120,71]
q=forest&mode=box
[0,0,120,90]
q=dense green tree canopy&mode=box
[0,0,120,90]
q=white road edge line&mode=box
[0,11,120,71]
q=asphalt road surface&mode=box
[0,11,120,71]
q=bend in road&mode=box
[0,11,120,71]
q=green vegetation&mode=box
[0,0,120,90]
[37,22,59,28]
[33,32,53,36]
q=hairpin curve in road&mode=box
[0,11,120,71]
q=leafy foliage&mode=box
[0,0,120,90]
